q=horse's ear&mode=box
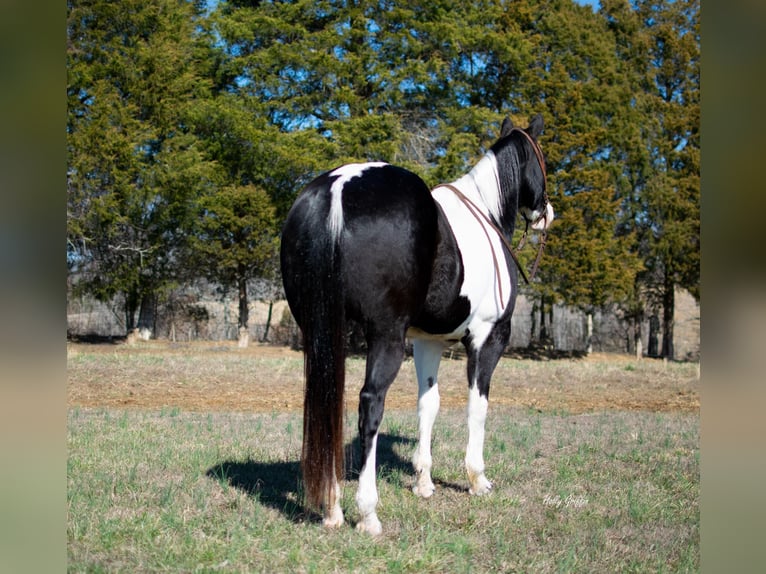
[500,117,514,138]
[526,114,544,139]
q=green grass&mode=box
[68,406,698,572]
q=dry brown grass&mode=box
[67,340,699,415]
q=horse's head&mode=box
[494,115,554,232]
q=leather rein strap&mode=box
[511,128,550,279]
[439,183,530,292]
[438,129,550,291]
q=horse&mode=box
[280,114,554,535]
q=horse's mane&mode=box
[488,133,525,232]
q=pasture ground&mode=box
[67,340,699,572]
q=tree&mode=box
[65,0,699,353]
[208,0,657,354]
[640,0,699,359]
[499,0,644,347]
[545,188,643,351]
[189,184,279,341]
[67,0,219,334]
[602,0,700,358]
[210,0,404,163]
[210,0,537,180]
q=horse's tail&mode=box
[298,229,346,512]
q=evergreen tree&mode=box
[211,0,404,164]
[189,184,279,337]
[65,0,700,352]
[67,0,219,334]
[602,0,700,358]
[504,0,643,345]
[209,0,536,180]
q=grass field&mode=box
[67,341,699,573]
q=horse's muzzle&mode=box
[531,203,554,231]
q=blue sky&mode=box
[573,0,601,9]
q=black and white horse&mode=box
[280,115,554,535]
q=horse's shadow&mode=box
[206,433,464,523]
[207,458,310,522]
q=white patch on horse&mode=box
[328,162,388,240]
[536,202,555,231]
[411,339,444,498]
[356,432,382,535]
[463,152,504,223]
[323,480,344,528]
[431,177,513,327]
[520,202,554,231]
[465,384,492,495]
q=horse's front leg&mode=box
[356,337,404,535]
[464,322,509,495]
[466,384,493,495]
[411,338,444,498]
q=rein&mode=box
[439,183,531,291]
[438,130,549,291]
[512,128,548,206]
[506,127,550,280]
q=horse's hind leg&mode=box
[464,322,510,495]
[356,333,406,535]
[323,480,344,528]
[411,338,444,498]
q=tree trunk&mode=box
[634,316,643,360]
[537,296,554,349]
[238,273,249,330]
[648,314,660,357]
[124,290,139,333]
[261,300,273,343]
[661,280,675,360]
[548,305,554,349]
[137,292,156,339]
[237,273,249,347]
[585,312,593,355]
[220,290,230,341]
[529,298,539,346]
[238,326,249,348]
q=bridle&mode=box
[513,127,550,228]
[512,127,550,281]
[439,128,550,294]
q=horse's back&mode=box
[282,162,440,330]
[339,165,439,326]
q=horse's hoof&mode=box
[412,482,436,499]
[323,516,344,528]
[322,507,345,529]
[469,476,493,496]
[355,515,383,536]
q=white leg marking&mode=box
[323,480,344,528]
[412,339,443,498]
[466,384,492,495]
[355,433,382,535]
